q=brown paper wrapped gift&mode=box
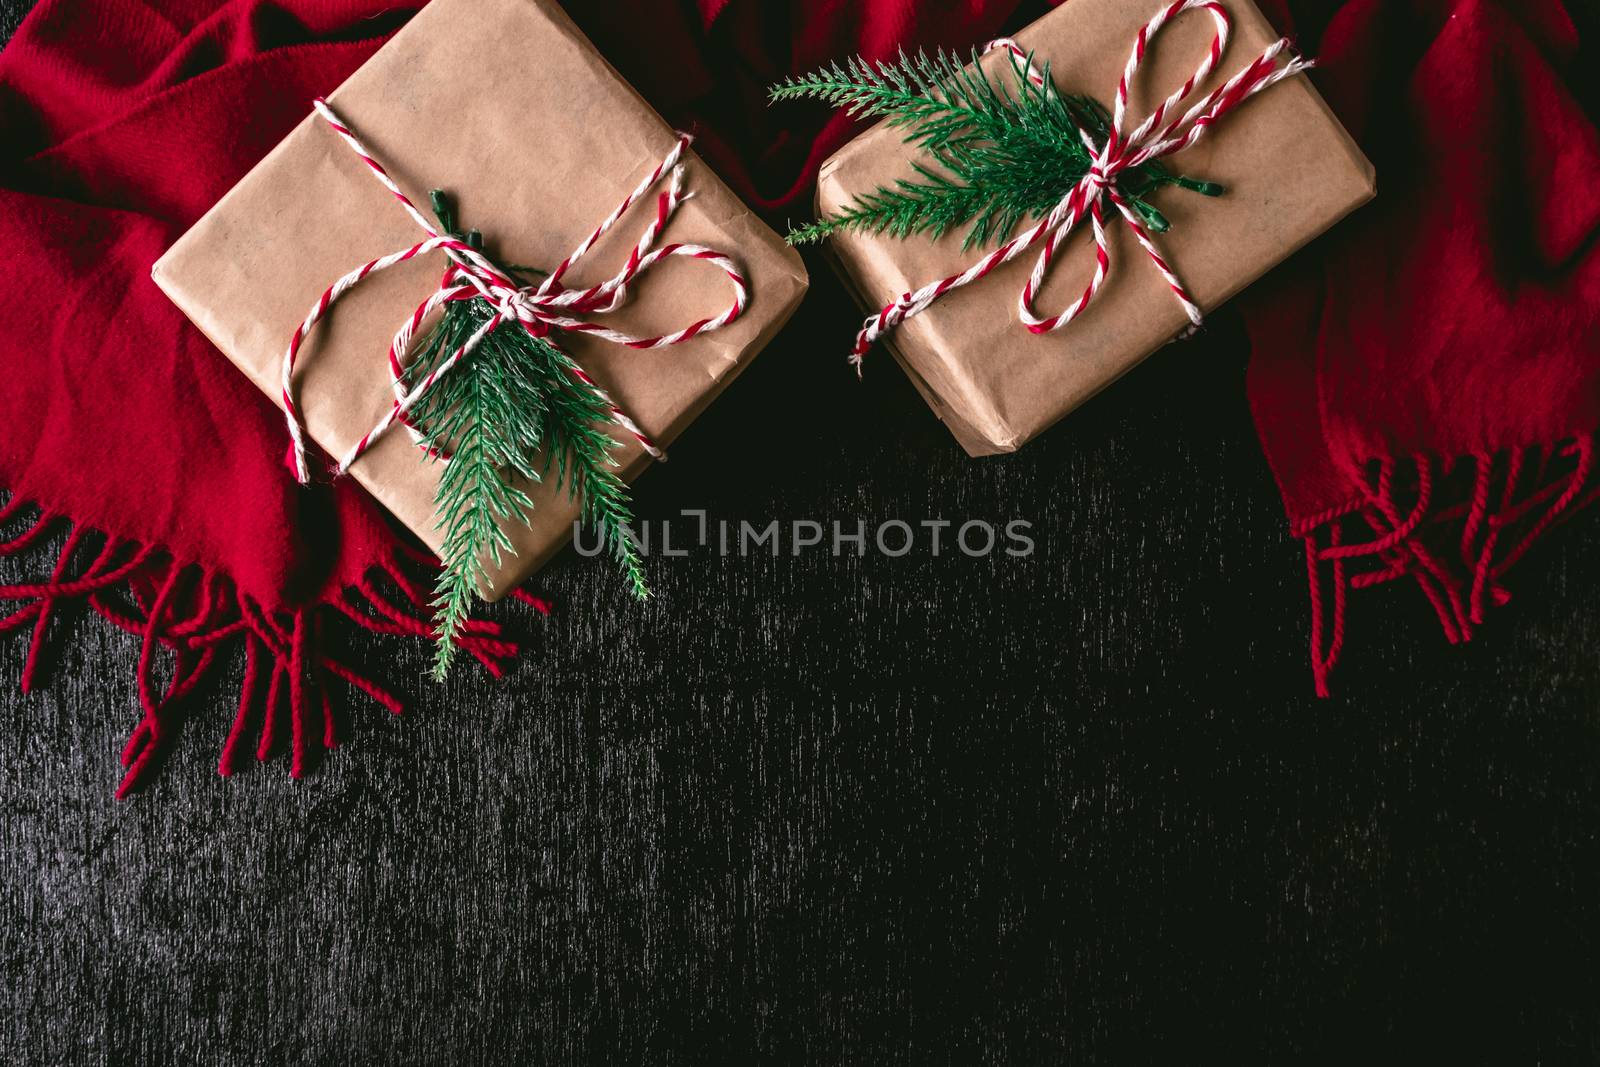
[815,0,1374,457]
[152,0,808,599]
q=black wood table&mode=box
[5,4,1600,1062]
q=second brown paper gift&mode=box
[812,0,1374,456]
[153,0,808,602]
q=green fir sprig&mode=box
[405,192,645,681]
[771,48,1222,250]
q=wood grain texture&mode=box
[4,4,1600,1061]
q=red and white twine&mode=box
[282,98,748,483]
[850,0,1312,371]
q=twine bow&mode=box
[282,98,748,484]
[848,0,1312,372]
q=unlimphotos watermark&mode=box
[574,511,1035,559]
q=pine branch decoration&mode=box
[405,195,645,681]
[771,48,1222,250]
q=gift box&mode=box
[814,0,1375,456]
[153,0,808,599]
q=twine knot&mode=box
[493,291,553,338]
[282,99,749,485]
[848,0,1313,368]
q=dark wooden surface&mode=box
[6,4,1600,1063]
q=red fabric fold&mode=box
[1241,0,1600,691]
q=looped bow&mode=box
[848,0,1312,372]
[282,98,748,484]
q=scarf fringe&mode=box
[0,493,551,798]
[1297,435,1597,697]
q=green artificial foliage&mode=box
[770,48,1222,250]
[405,193,646,681]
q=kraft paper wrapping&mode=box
[815,0,1375,456]
[153,0,808,600]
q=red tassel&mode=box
[21,526,86,694]
[0,511,56,556]
[257,660,287,763]
[2,543,155,600]
[118,564,190,798]
[357,574,520,674]
[357,576,433,637]
[1299,436,1599,695]
[379,558,436,612]
[511,587,554,615]
[323,656,404,716]
[1304,525,1347,699]
[0,602,44,637]
[1496,435,1593,579]
[0,496,525,793]
[189,618,249,647]
[289,609,309,780]
[1461,452,1493,566]
[1318,456,1433,562]
[219,633,263,777]
[169,571,220,639]
[320,673,338,750]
